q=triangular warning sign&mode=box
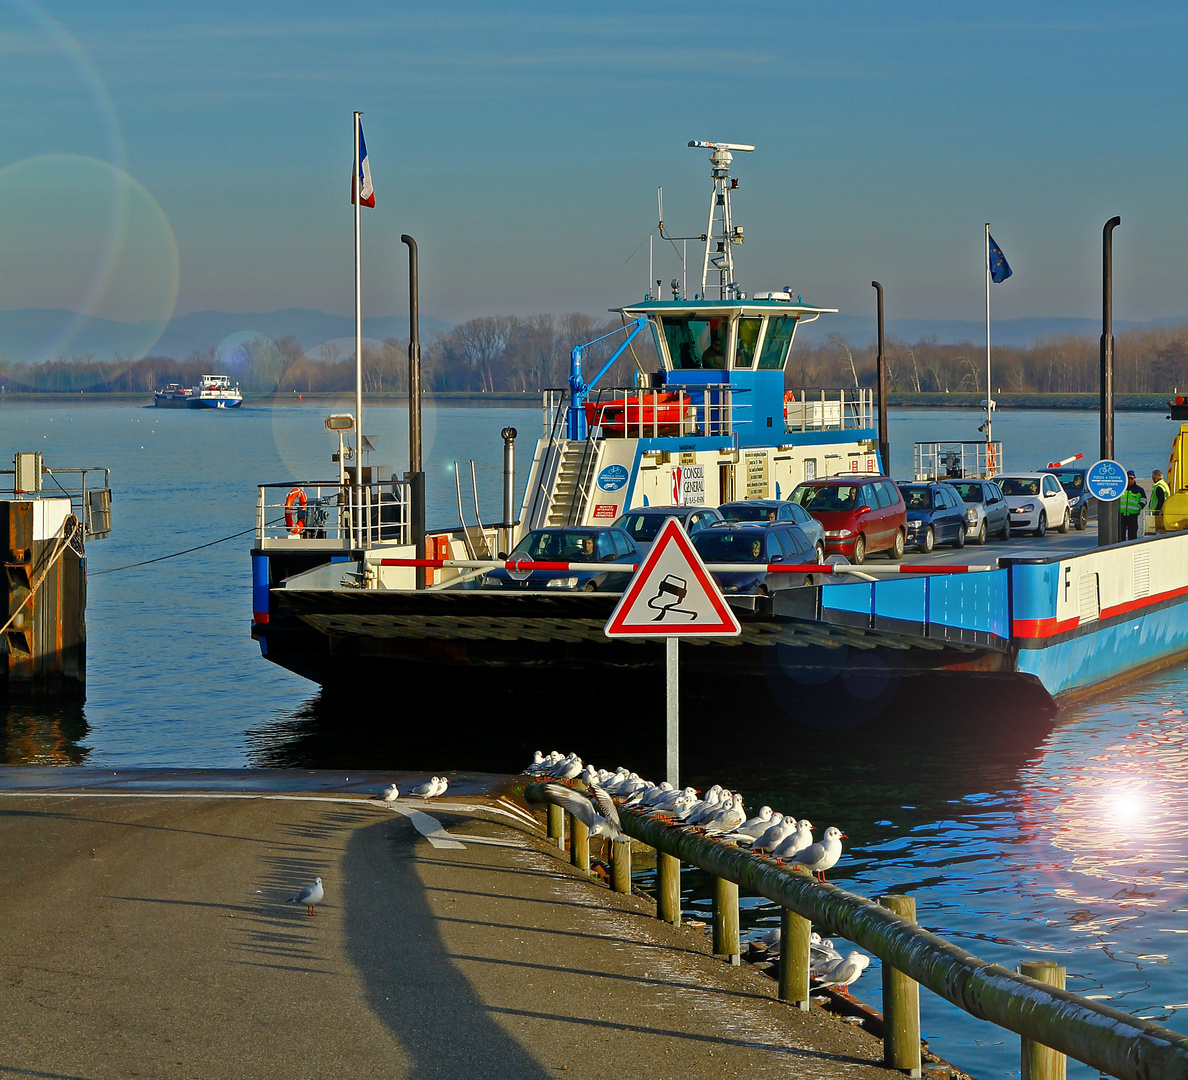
[605,517,741,638]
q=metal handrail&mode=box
[525,783,1188,1080]
[256,479,410,547]
[783,387,875,433]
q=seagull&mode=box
[411,776,444,801]
[810,932,842,966]
[789,826,846,881]
[751,814,793,853]
[372,783,400,806]
[812,951,870,996]
[705,793,747,836]
[287,877,324,917]
[432,776,449,798]
[523,751,546,774]
[771,819,815,861]
[541,783,629,842]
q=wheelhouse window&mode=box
[757,315,796,369]
[662,315,728,370]
[735,317,763,369]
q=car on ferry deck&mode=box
[480,526,639,592]
[996,472,1072,536]
[692,520,820,595]
[789,476,907,565]
[718,499,827,561]
[950,479,1011,544]
[1039,465,1094,531]
[898,482,969,552]
[612,505,723,555]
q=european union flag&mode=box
[988,233,1012,283]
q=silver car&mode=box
[612,505,724,555]
[950,480,1011,544]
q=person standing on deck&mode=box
[1120,470,1147,541]
[1152,470,1172,531]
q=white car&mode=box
[995,473,1071,536]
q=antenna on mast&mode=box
[688,140,754,300]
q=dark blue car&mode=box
[480,527,639,592]
[898,482,967,552]
[692,521,819,595]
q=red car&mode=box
[789,476,907,564]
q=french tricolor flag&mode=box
[352,118,375,208]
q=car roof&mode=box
[529,525,620,534]
[624,505,696,514]
[996,472,1052,480]
[721,499,782,506]
[798,475,887,484]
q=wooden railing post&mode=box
[570,815,590,874]
[879,894,922,1077]
[712,877,740,965]
[1020,961,1067,1080]
[547,803,564,849]
[656,851,680,925]
[778,903,811,1010]
[611,840,631,893]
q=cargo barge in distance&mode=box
[249,142,1188,721]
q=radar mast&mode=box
[688,140,754,300]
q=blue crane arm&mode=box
[566,317,648,440]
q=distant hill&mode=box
[0,308,451,365]
[794,313,1188,348]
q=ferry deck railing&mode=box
[542,384,748,442]
[0,462,112,540]
[782,387,875,433]
[914,440,1004,482]
[256,479,410,548]
[524,781,1188,1080]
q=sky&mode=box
[3,1,1188,333]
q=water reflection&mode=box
[0,699,90,765]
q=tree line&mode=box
[3,316,1188,396]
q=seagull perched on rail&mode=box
[788,826,845,881]
[287,877,324,917]
[771,819,815,861]
[540,783,629,843]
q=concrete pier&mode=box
[0,773,905,1078]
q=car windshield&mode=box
[692,530,766,564]
[999,478,1040,497]
[512,530,600,561]
[901,488,933,511]
[720,505,778,522]
[614,513,673,542]
[1053,471,1086,495]
[791,484,859,512]
[952,483,984,504]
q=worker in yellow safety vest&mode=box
[1152,469,1172,531]
[1120,470,1147,541]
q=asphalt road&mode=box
[0,775,909,1080]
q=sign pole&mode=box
[666,636,679,786]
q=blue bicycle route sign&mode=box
[1085,459,1127,502]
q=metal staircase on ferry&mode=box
[544,439,601,527]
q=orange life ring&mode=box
[986,444,998,475]
[284,487,308,534]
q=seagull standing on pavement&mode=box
[287,877,324,917]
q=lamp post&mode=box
[1100,216,1121,547]
[872,281,890,476]
[402,234,426,587]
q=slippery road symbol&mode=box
[647,574,697,622]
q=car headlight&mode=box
[966,509,977,523]
[1013,503,1035,514]
[825,530,854,539]
[545,576,579,589]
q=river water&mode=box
[2,399,1185,1076]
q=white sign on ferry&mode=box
[671,464,705,506]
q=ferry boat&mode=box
[247,142,1188,720]
[191,374,242,409]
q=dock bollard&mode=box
[779,901,812,1011]
[570,815,590,874]
[611,840,631,893]
[656,851,680,926]
[547,803,564,849]
[712,877,740,965]
[879,894,922,1077]
[1019,961,1067,1080]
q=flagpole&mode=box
[985,222,992,454]
[354,110,364,549]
